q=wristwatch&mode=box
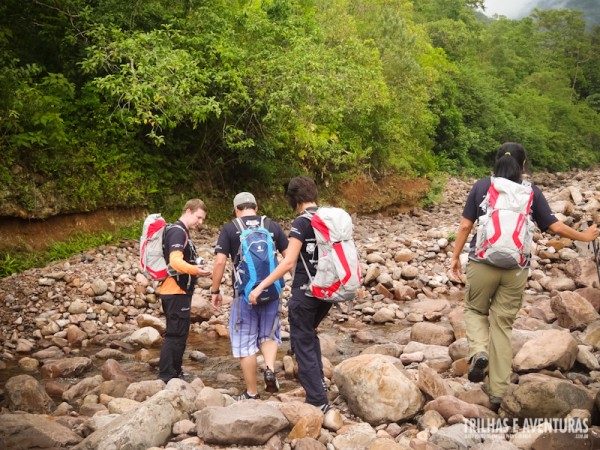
[211,289,220,295]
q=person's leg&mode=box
[488,267,528,397]
[288,288,329,406]
[312,302,332,379]
[239,354,258,396]
[158,294,191,382]
[229,297,260,396]
[257,299,282,392]
[464,261,502,358]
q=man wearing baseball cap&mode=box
[211,192,289,400]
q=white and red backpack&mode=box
[475,177,535,269]
[139,213,187,280]
[300,207,362,303]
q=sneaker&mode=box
[322,378,328,392]
[489,396,502,412]
[264,368,279,393]
[235,390,260,401]
[468,351,489,383]
[318,403,332,414]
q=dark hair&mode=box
[236,202,256,211]
[493,142,527,182]
[286,176,318,210]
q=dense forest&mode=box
[0,0,599,218]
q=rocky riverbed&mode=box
[1,170,600,450]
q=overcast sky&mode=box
[481,0,538,19]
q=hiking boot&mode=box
[318,403,332,414]
[468,352,489,383]
[235,390,260,401]
[489,396,502,413]
[264,368,279,393]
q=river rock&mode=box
[513,329,578,372]
[504,373,595,420]
[551,291,600,331]
[5,374,55,414]
[333,354,424,425]
[73,389,189,449]
[0,413,82,449]
[196,401,288,445]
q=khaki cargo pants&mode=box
[464,260,528,397]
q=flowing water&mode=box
[0,321,408,402]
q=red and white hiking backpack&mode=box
[300,207,362,303]
[139,213,187,280]
[475,177,535,269]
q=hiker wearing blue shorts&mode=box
[450,143,599,410]
[211,192,289,400]
[249,177,333,413]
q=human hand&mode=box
[582,224,599,242]
[197,265,212,277]
[248,287,262,305]
[211,293,222,310]
[450,257,463,283]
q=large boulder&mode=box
[333,354,424,425]
[196,401,289,445]
[502,373,595,419]
[73,389,190,449]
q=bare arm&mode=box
[210,253,228,309]
[450,217,474,281]
[548,221,598,242]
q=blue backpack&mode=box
[233,216,284,304]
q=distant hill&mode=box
[484,0,599,28]
[536,0,599,26]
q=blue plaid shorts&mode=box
[229,296,281,358]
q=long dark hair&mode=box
[493,142,527,182]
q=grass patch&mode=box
[0,224,142,279]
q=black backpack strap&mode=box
[233,217,246,234]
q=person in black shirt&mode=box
[249,176,333,413]
[211,192,289,400]
[158,198,211,383]
[450,143,599,410]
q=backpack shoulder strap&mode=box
[164,223,189,250]
[261,215,271,229]
[233,217,246,234]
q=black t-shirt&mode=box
[164,220,197,294]
[462,177,558,249]
[290,210,318,289]
[214,215,289,286]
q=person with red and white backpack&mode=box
[249,176,358,413]
[450,143,599,411]
[157,199,212,383]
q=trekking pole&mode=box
[588,220,600,285]
[592,237,600,285]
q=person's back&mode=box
[211,192,288,399]
[450,142,599,411]
[249,176,335,413]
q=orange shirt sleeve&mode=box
[168,250,198,275]
[157,250,197,295]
